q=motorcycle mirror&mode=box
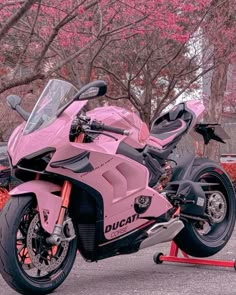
[6,95,22,110]
[6,94,30,121]
[75,80,107,100]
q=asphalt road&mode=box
[1,231,236,295]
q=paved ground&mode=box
[1,231,236,295]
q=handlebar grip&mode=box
[90,120,129,135]
[102,124,129,135]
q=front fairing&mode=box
[8,100,87,167]
[8,122,25,160]
[7,78,150,167]
[7,79,86,166]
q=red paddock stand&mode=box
[153,241,236,270]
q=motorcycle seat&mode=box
[150,102,192,145]
[150,118,187,143]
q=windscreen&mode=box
[23,79,78,135]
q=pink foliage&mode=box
[0,0,212,50]
[1,0,235,108]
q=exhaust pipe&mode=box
[139,217,184,249]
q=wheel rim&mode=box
[193,171,232,242]
[16,203,75,280]
[206,191,227,223]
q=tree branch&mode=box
[0,0,25,11]
[0,0,38,40]
[0,72,44,94]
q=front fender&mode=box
[10,180,62,234]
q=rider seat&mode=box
[150,103,191,146]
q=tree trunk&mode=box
[205,61,229,161]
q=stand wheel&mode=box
[153,252,164,264]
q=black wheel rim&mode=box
[192,170,233,243]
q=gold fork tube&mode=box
[56,132,84,226]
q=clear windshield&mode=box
[23,79,78,135]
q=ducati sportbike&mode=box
[0,79,235,294]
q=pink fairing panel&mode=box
[9,102,149,166]
[87,106,149,148]
[148,135,176,148]
[7,122,25,154]
[185,100,205,128]
[10,180,62,234]
[8,100,88,166]
[47,153,173,240]
[102,187,172,240]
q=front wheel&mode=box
[0,195,77,295]
[174,159,236,257]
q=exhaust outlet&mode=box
[139,217,184,249]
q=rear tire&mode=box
[174,158,236,257]
[0,195,77,295]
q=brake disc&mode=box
[26,214,69,272]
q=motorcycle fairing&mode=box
[8,102,150,169]
[9,180,61,234]
[185,100,205,129]
[50,151,94,173]
[8,100,87,167]
[87,106,150,148]
[47,152,172,240]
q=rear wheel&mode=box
[0,195,77,295]
[174,159,236,257]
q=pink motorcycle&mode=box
[0,79,235,294]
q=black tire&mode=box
[0,195,77,295]
[174,158,236,257]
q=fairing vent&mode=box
[17,157,49,173]
[17,148,55,173]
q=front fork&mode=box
[46,180,75,245]
[47,133,84,245]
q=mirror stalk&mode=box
[15,105,30,121]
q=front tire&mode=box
[174,158,236,257]
[0,195,77,295]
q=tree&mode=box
[0,0,236,150]
[93,0,236,126]
[0,0,38,40]
[224,65,236,113]
[0,0,212,95]
[202,0,236,160]
[0,0,102,93]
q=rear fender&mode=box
[10,180,62,234]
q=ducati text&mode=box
[105,213,139,233]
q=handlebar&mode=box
[90,120,130,136]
